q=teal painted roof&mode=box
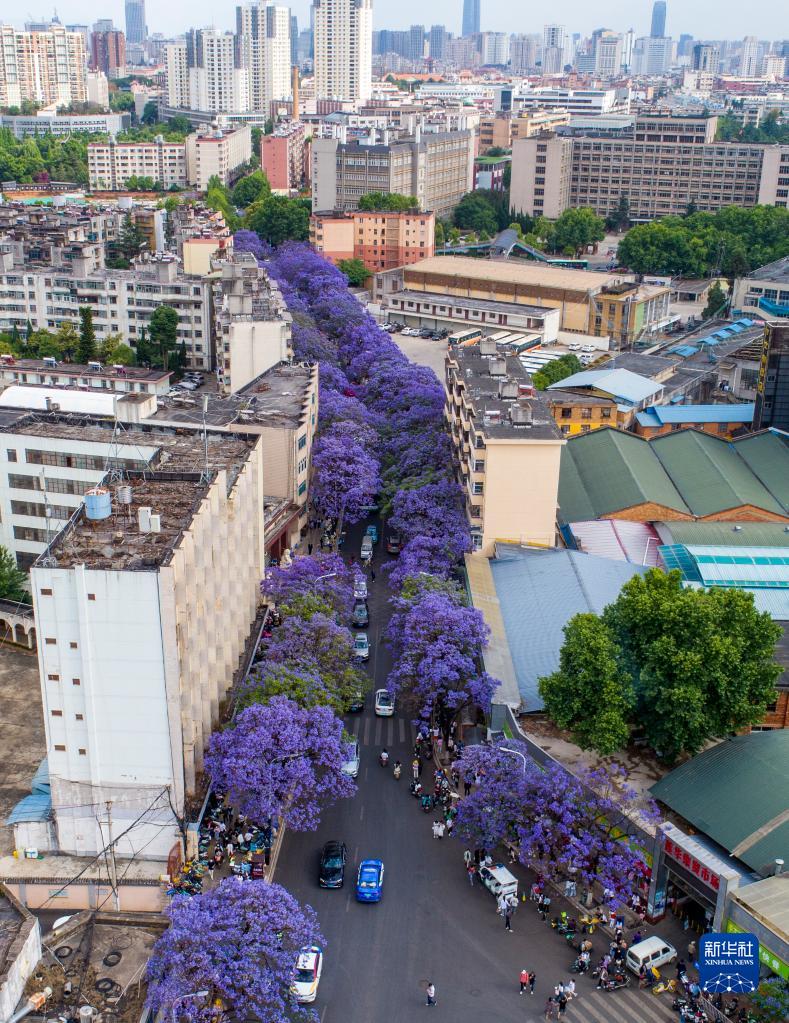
[636,403,754,426]
[660,522,789,548]
[548,368,663,405]
[650,731,789,875]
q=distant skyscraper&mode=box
[313,0,373,102]
[462,0,480,38]
[291,15,298,66]
[429,24,449,61]
[91,27,126,79]
[678,33,693,56]
[236,2,292,111]
[692,43,719,74]
[650,0,666,38]
[542,24,566,73]
[124,0,147,45]
[740,36,760,76]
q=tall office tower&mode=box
[542,24,566,74]
[678,33,693,56]
[692,43,719,74]
[510,34,539,74]
[313,0,373,102]
[429,25,449,60]
[0,24,88,107]
[237,2,292,111]
[404,25,426,61]
[125,0,147,45]
[461,0,480,38]
[291,15,299,66]
[480,32,509,66]
[90,28,126,79]
[622,28,635,68]
[650,0,666,37]
[594,31,624,77]
[740,36,760,76]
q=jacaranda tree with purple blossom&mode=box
[454,744,658,903]
[146,876,323,1023]
[206,696,355,830]
[263,552,354,620]
[232,229,269,263]
[311,427,380,548]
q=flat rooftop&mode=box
[150,362,315,430]
[744,256,789,284]
[405,255,632,293]
[389,288,553,318]
[448,347,562,441]
[0,359,170,382]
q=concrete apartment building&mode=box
[732,256,789,320]
[478,109,570,153]
[88,137,187,190]
[313,0,373,103]
[165,30,249,115]
[0,111,130,138]
[510,114,789,221]
[261,121,309,191]
[236,1,292,112]
[445,342,563,555]
[27,424,265,859]
[311,129,474,218]
[0,25,87,107]
[386,256,669,344]
[88,126,252,191]
[0,256,213,370]
[512,87,630,118]
[90,27,126,80]
[310,208,435,272]
[0,359,171,396]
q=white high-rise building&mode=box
[480,32,510,67]
[542,24,566,74]
[189,30,249,114]
[313,0,373,103]
[594,32,623,77]
[165,41,190,108]
[740,36,760,77]
[237,2,292,113]
[510,34,539,75]
[631,35,676,74]
[0,24,87,107]
[622,28,635,69]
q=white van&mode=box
[626,936,677,975]
[478,864,518,899]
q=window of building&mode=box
[580,408,592,419]
[601,408,611,419]
[298,480,307,496]
[297,434,307,450]
[51,709,63,717]
[54,744,66,751]
[6,449,17,462]
[72,678,81,685]
[78,748,87,755]
[45,637,56,645]
[75,713,84,721]
[560,408,572,418]
[47,673,59,681]
[40,588,53,596]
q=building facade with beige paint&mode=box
[310,208,435,272]
[445,340,563,555]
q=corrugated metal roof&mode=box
[652,430,786,518]
[731,875,789,944]
[746,588,789,619]
[487,545,648,710]
[570,519,662,566]
[641,404,755,425]
[31,757,49,795]
[733,430,789,512]
[548,368,663,405]
[650,731,789,875]
[659,522,789,548]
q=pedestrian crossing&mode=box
[523,987,676,1023]
[347,713,412,748]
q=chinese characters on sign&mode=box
[698,933,760,993]
[664,838,720,890]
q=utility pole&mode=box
[105,800,120,911]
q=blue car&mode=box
[356,859,384,902]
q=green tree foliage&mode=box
[337,258,371,287]
[542,570,782,759]
[54,321,79,360]
[134,326,153,366]
[251,126,262,155]
[206,176,240,231]
[545,207,606,256]
[357,192,418,211]
[116,124,188,143]
[453,191,498,235]
[617,206,789,277]
[702,280,727,319]
[77,307,97,364]
[148,305,180,369]
[0,546,28,602]
[434,221,445,247]
[539,614,633,755]
[717,111,789,145]
[605,194,631,233]
[109,90,135,113]
[141,101,159,125]
[231,169,271,208]
[0,128,91,185]
[532,353,582,390]
[246,194,309,245]
[602,570,782,760]
[748,979,789,1023]
[106,213,147,268]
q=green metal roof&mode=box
[650,731,789,875]
[660,522,789,548]
[651,430,786,518]
[733,431,789,512]
[558,428,689,523]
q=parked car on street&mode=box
[342,739,361,779]
[365,524,378,544]
[361,535,373,562]
[625,937,677,975]
[353,632,370,661]
[356,859,384,902]
[351,601,369,627]
[291,946,323,1003]
[347,688,364,712]
[374,688,394,716]
[353,575,368,600]
[386,533,402,555]
[318,841,347,888]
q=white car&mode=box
[291,946,323,1004]
[353,575,368,601]
[342,739,361,778]
[581,345,596,353]
[568,342,582,351]
[374,688,394,716]
[353,632,370,661]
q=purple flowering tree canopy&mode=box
[310,428,380,540]
[206,696,355,830]
[232,229,269,263]
[263,553,354,619]
[454,745,658,903]
[146,876,323,1023]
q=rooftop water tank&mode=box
[116,485,133,505]
[84,487,111,521]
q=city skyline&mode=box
[5,0,782,41]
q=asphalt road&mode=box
[275,519,676,1023]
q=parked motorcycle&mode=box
[599,974,630,992]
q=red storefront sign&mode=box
[664,838,720,891]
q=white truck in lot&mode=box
[478,864,518,899]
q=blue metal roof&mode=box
[6,793,51,825]
[670,344,699,356]
[548,368,662,405]
[637,403,754,425]
[489,546,649,710]
[31,757,49,794]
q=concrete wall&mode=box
[2,879,164,913]
[0,886,41,1023]
[227,319,291,395]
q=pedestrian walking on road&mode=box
[520,969,530,994]
[432,821,440,839]
[504,906,514,932]
[307,542,313,555]
[688,940,697,960]
[425,982,436,1007]
[463,849,472,867]
[371,567,376,581]
[467,863,476,886]
[529,972,536,995]
[463,779,472,796]
[565,979,576,1000]
[540,895,551,921]
[497,893,507,916]
[557,992,568,1016]
[544,997,557,1019]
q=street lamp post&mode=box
[498,744,528,776]
[170,990,209,1023]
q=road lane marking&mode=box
[363,716,370,745]
[374,718,382,745]
[398,717,405,743]
[321,1007,327,1022]
[386,718,394,744]
[360,804,365,821]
